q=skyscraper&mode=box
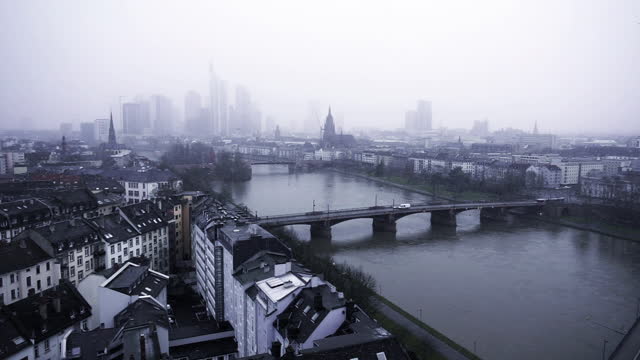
[80,122,96,144]
[219,80,228,136]
[405,100,432,132]
[150,95,173,135]
[122,102,143,134]
[209,63,221,135]
[95,118,110,143]
[416,100,432,131]
[184,91,202,135]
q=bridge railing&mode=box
[256,201,539,221]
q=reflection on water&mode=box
[214,165,640,360]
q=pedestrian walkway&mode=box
[372,297,475,360]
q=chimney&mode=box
[314,292,323,310]
[53,297,62,313]
[39,302,48,320]
[270,341,282,359]
[346,301,356,321]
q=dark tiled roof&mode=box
[0,312,32,359]
[276,285,346,344]
[65,328,118,360]
[114,297,169,329]
[0,236,53,275]
[233,251,291,285]
[169,337,237,359]
[4,281,91,343]
[101,167,180,183]
[88,213,136,244]
[0,198,50,217]
[30,219,101,253]
[119,201,168,234]
[104,263,168,297]
[300,336,410,360]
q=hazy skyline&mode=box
[1,0,639,134]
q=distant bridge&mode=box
[256,201,542,238]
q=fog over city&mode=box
[1,0,639,134]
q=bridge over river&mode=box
[256,200,542,238]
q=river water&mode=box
[214,165,640,360]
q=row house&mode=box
[0,236,60,305]
[102,167,183,204]
[25,219,103,286]
[526,165,562,188]
[0,281,91,360]
[0,198,52,242]
[552,161,604,185]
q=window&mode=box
[37,280,41,290]
[77,255,83,266]
[136,249,140,256]
[78,270,83,280]
[86,261,90,270]
[34,343,39,358]
[26,276,31,287]
[46,262,50,271]
[117,255,122,263]
[43,338,50,352]
[111,258,116,266]
[130,251,133,258]
[136,237,140,245]
[0,277,3,287]
[123,248,128,257]
[11,289,16,300]
[36,265,40,274]
[110,245,115,254]
[69,252,74,261]
[9,274,13,283]
[117,243,121,252]
[128,239,133,247]
[47,276,51,286]
[85,246,90,256]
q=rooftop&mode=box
[0,236,52,275]
[4,281,91,343]
[102,262,168,297]
[276,285,346,343]
[114,297,169,329]
[65,327,119,360]
[256,272,309,304]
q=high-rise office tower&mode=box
[235,85,252,135]
[122,102,143,134]
[219,80,228,137]
[209,63,220,135]
[184,91,202,135]
[150,95,173,135]
[95,118,110,143]
[416,100,432,131]
[80,122,96,144]
[405,100,432,132]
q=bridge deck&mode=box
[256,201,539,227]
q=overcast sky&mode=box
[1,0,639,134]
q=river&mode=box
[214,165,640,360]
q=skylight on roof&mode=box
[376,353,387,360]
[266,278,284,288]
[311,312,319,322]
[295,298,304,308]
[303,305,311,315]
[12,337,25,345]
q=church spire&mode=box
[533,120,539,135]
[108,111,117,145]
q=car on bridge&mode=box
[393,203,411,209]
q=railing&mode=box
[257,201,539,222]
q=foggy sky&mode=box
[1,0,639,135]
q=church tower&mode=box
[108,112,117,146]
[322,107,336,146]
